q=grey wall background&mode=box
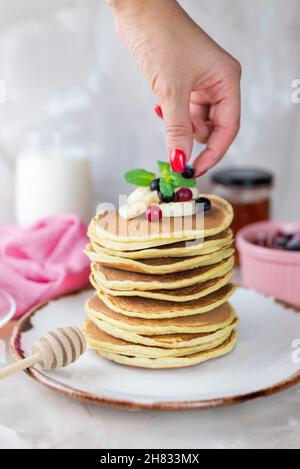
[0,0,299,222]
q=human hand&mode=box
[108,0,241,176]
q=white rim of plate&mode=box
[0,289,16,328]
[9,288,300,411]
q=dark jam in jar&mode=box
[211,168,273,264]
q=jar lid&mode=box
[211,167,273,188]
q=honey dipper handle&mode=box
[0,353,40,380]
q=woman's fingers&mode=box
[193,90,241,176]
[190,102,211,143]
[160,88,194,171]
[109,0,242,176]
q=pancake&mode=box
[90,194,233,247]
[85,245,234,275]
[96,284,236,319]
[85,192,238,369]
[90,229,233,259]
[91,256,234,291]
[89,270,233,302]
[88,312,239,349]
[85,296,237,335]
[89,224,191,251]
[83,318,233,358]
[96,330,238,369]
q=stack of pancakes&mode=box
[83,194,239,368]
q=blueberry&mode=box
[287,235,300,251]
[150,178,160,192]
[159,192,175,203]
[196,197,211,213]
[181,165,195,179]
[287,241,300,251]
[272,236,289,249]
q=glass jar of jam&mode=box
[211,168,274,264]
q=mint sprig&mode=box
[124,160,196,198]
[159,177,174,197]
[158,161,174,197]
[157,160,170,176]
[170,172,196,189]
[124,169,155,187]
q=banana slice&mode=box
[127,187,150,205]
[145,190,160,206]
[175,187,199,199]
[120,190,160,220]
[160,201,196,218]
[119,201,147,220]
[127,187,159,206]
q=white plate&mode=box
[10,287,300,410]
[0,289,16,329]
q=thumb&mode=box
[161,90,193,172]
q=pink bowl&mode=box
[236,221,300,306]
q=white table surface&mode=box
[1,271,300,449]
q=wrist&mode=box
[108,0,177,18]
[108,0,149,14]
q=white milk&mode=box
[15,148,93,226]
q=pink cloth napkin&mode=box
[0,214,90,319]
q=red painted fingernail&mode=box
[154,105,163,119]
[170,149,187,172]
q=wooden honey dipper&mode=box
[0,326,86,379]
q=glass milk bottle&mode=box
[15,132,93,226]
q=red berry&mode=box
[254,232,268,247]
[176,187,193,202]
[272,229,285,239]
[170,149,186,172]
[147,205,162,222]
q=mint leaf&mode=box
[157,161,170,176]
[170,172,196,188]
[124,169,155,187]
[159,176,174,197]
